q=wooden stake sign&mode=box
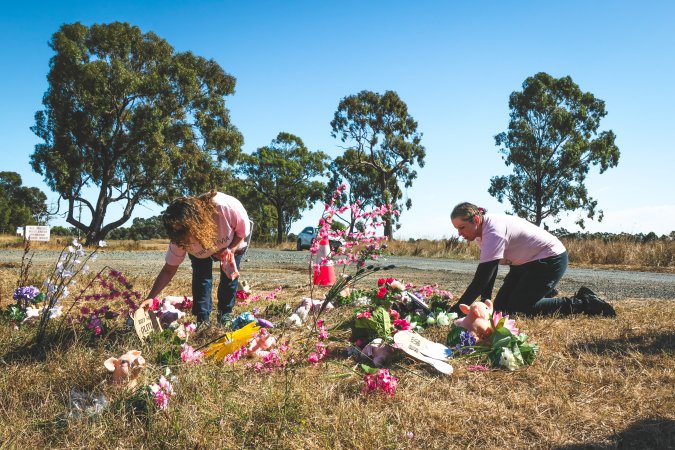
[132,308,162,340]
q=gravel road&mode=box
[2,248,674,301]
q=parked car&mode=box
[296,226,343,252]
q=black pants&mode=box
[493,251,577,316]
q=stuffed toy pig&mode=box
[454,299,494,340]
[247,330,277,358]
[104,350,146,390]
[362,338,394,367]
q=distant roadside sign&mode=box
[16,227,24,235]
[24,226,50,242]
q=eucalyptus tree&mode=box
[331,90,425,238]
[31,22,243,243]
[489,72,620,227]
[237,132,329,243]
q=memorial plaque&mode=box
[132,308,162,340]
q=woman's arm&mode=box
[450,259,500,313]
[140,263,179,308]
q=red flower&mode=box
[377,287,388,298]
[377,278,386,286]
[386,277,394,284]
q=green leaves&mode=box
[31,22,243,243]
[490,72,620,227]
[330,90,425,238]
[236,132,329,243]
[354,307,393,341]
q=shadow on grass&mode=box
[554,417,675,449]
[1,326,135,364]
[569,331,674,356]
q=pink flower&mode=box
[388,309,400,320]
[492,311,520,335]
[393,319,412,331]
[377,287,388,298]
[181,343,204,363]
[356,311,372,319]
[362,369,398,396]
[308,353,320,364]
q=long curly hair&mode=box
[162,190,218,250]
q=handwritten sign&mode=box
[132,308,162,340]
[24,225,50,242]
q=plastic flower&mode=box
[362,369,398,396]
[492,311,519,335]
[13,286,40,302]
[393,319,412,331]
[181,344,204,363]
[499,348,519,371]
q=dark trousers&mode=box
[493,251,576,316]
[188,253,242,322]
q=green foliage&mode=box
[236,132,329,243]
[353,306,393,341]
[489,72,620,228]
[331,90,426,238]
[30,22,243,244]
[0,172,49,232]
[107,216,167,240]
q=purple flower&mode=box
[13,286,40,302]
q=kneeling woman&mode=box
[449,202,615,317]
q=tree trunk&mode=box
[276,207,284,244]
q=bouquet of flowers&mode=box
[447,311,539,370]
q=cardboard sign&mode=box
[24,225,50,242]
[393,331,454,375]
[132,308,162,340]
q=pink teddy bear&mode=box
[454,299,494,340]
[104,350,146,390]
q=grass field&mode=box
[0,237,673,449]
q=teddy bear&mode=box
[104,350,146,390]
[453,299,494,340]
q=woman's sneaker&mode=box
[576,286,617,317]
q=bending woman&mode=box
[449,202,615,317]
[141,190,250,325]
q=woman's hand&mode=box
[139,298,155,310]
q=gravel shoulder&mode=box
[2,248,674,301]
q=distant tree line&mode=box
[551,229,675,243]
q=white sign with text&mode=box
[24,226,50,242]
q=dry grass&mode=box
[0,257,673,449]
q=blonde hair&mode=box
[162,190,218,250]
[450,202,486,223]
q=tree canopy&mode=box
[236,132,328,243]
[489,72,620,228]
[331,90,425,238]
[30,22,243,244]
[0,172,48,233]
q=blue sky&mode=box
[1,1,674,237]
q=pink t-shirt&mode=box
[476,214,566,266]
[165,192,250,266]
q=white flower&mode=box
[68,246,76,253]
[390,280,405,290]
[499,348,519,371]
[436,312,451,326]
[72,238,79,246]
[98,240,107,247]
[426,316,436,325]
[354,296,370,307]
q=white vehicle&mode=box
[296,226,343,252]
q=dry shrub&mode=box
[563,238,675,270]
